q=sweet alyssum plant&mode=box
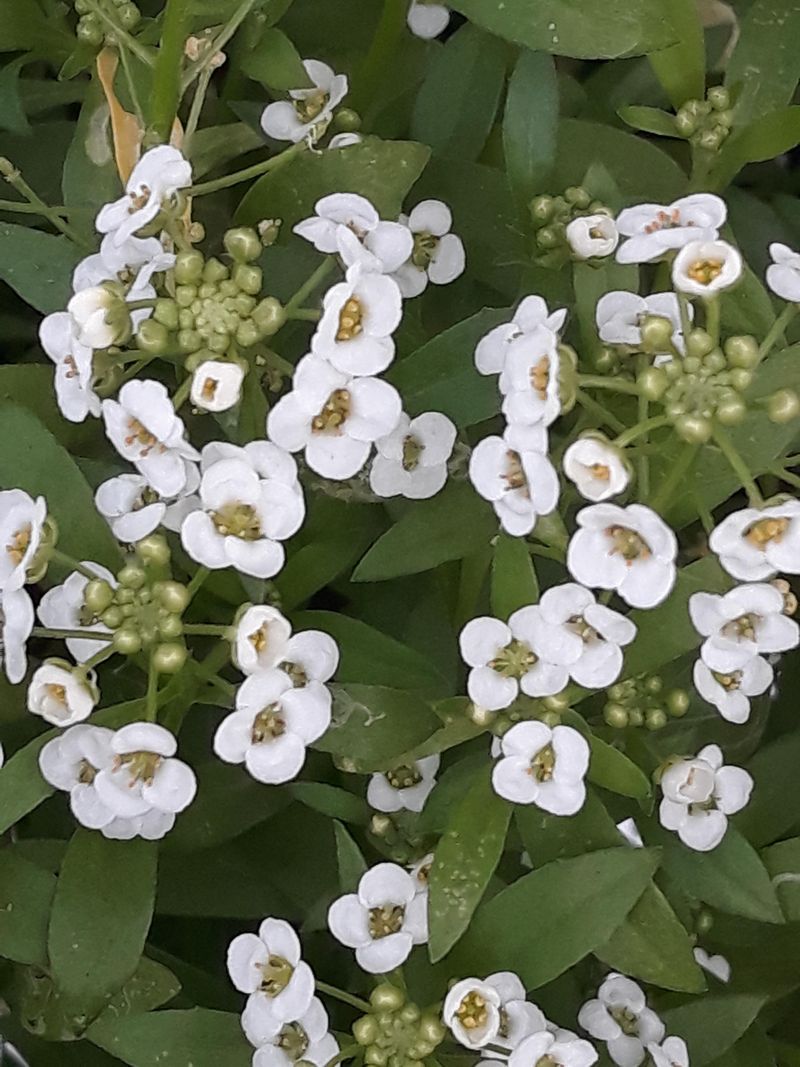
[1,1,800,1066]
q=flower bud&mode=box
[685,328,715,359]
[643,674,663,695]
[224,226,262,263]
[84,578,115,615]
[153,642,189,674]
[77,15,104,45]
[696,909,714,934]
[370,984,405,1012]
[136,533,171,567]
[232,262,263,296]
[674,109,697,137]
[253,296,286,336]
[536,225,561,249]
[153,298,179,330]
[118,2,140,28]
[666,688,690,717]
[729,367,753,392]
[174,250,205,285]
[696,127,725,152]
[118,562,147,589]
[675,413,712,443]
[353,1016,380,1046]
[639,314,674,353]
[565,185,591,209]
[530,195,554,224]
[333,107,362,132]
[604,703,629,728]
[236,319,261,348]
[136,318,170,354]
[113,627,142,655]
[257,219,282,246]
[418,1014,446,1045]
[155,580,191,614]
[158,614,184,640]
[715,394,747,425]
[768,387,800,423]
[68,284,131,348]
[637,365,668,401]
[100,605,124,629]
[707,85,730,111]
[645,707,668,731]
[724,334,759,368]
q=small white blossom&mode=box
[672,239,742,297]
[27,661,97,727]
[96,145,192,247]
[492,721,589,815]
[95,470,199,544]
[228,918,314,1040]
[233,604,339,685]
[39,724,117,830]
[73,233,175,295]
[578,974,664,1067]
[616,818,643,847]
[689,582,799,672]
[595,292,691,354]
[67,286,126,350]
[2,587,34,683]
[563,438,629,502]
[766,242,800,302]
[499,327,562,430]
[391,200,466,298]
[659,743,753,851]
[407,0,451,38]
[39,312,100,422]
[267,353,402,480]
[0,490,46,592]
[566,215,619,259]
[443,973,547,1051]
[693,947,730,983]
[327,862,427,973]
[615,194,726,264]
[95,722,196,821]
[367,755,439,813]
[250,998,338,1066]
[567,504,677,609]
[509,1030,598,1067]
[37,563,115,663]
[312,265,403,376]
[190,360,245,412]
[475,296,566,377]
[649,1038,689,1067]
[369,411,456,500]
[469,424,559,537]
[294,193,413,274]
[709,501,800,580]
[693,655,773,724]
[408,852,432,899]
[261,59,348,143]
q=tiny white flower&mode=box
[391,200,466,298]
[327,862,428,973]
[267,353,402,480]
[67,285,125,350]
[250,998,338,1067]
[615,194,726,264]
[444,973,547,1051]
[214,668,330,784]
[96,145,192,247]
[0,490,46,592]
[659,743,753,851]
[72,233,175,295]
[369,411,456,500]
[616,818,643,848]
[2,586,34,684]
[766,242,800,302]
[261,59,348,143]
[311,265,403,376]
[95,470,199,544]
[37,563,115,664]
[709,501,800,580]
[692,947,730,983]
[492,721,589,815]
[39,723,117,830]
[475,296,566,377]
[469,425,559,538]
[408,852,433,898]
[563,438,630,502]
[578,974,664,1067]
[102,379,200,497]
[499,327,562,430]
[460,610,569,711]
[190,360,245,412]
[27,660,97,727]
[509,1030,598,1067]
[595,292,691,354]
[672,239,742,297]
[407,0,451,38]
[693,655,773,724]
[566,215,619,259]
[648,1037,689,1067]
[294,193,413,274]
[228,918,314,1040]
[367,755,439,813]
[233,604,339,683]
[39,312,100,423]
[567,504,677,609]
[689,582,798,672]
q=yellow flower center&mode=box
[529,355,551,399]
[6,524,31,566]
[251,703,286,743]
[456,991,488,1030]
[713,669,743,692]
[686,258,723,286]
[529,742,556,782]
[116,750,162,785]
[402,434,423,472]
[502,450,529,495]
[490,637,537,678]
[312,388,351,434]
[294,89,328,123]
[588,462,610,481]
[258,954,294,997]
[368,904,405,940]
[385,764,423,790]
[745,516,790,548]
[606,524,652,563]
[200,376,219,402]
[336,297,364,341]
[211,503,262,540]
[125,418,160,457]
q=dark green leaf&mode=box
[417,751,489,834]
[88,1008,251,1067]
[0,364,103,455]
[647,0,705,108]
[491,532,539,618]
[763,837,800,921]
[662,995,767,1067]
[736,730,800,847]
[333,820,367,891]
[726,0,800,124]
[618,105,679,136]
[62,77,121,233]
[0,849,56,965]
[94,957,181,1021]
[586,732,651,801]
[241,27,312,89]
[503,51,559,210]
[515,789,622,865]
[0,223,82,314]
[191,123,266,180]
[288,782,369,825]
[709,107,800,190]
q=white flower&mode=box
[0,490,46,592]
[460,610,569,711]
[267,353,402,480]
[616,818,643,848]
[327,862,427,973]
[328,132,362,149]
[567,504,677,609]
[672,239,742,297]
[67,286,124,350]
[689,582,799,671]
[648,1038,689,1067]
[525,583,636,689]
[261,59,348,143]
[475,296,566,377]
[39,312,100,422]
[469,425,559,538]
[96,145,192,246]
[408,852,432,898]
[566,215,619,259]
[27,661,97,727]
[693,656,772,724]
[391,200,466,298]
[214,668,330,785]
[72,233,174,295]
[180,444,304,580]
[509,1030,598,1067]
[578,974,664,1067]
[444,973,547,1051]
[615,194,726,264]
[659,743,753,851]
[563,438,629,502]
[595,292,691,353]
[492,721,589,815]
[294,193,413,274]
[190,360,245,412]
[766,242,800,302]
[228,918,314,1040]
[95,470,199,543]
[693,947,730,984]
[102,379,199,497]
[367,755,439,813]
[369,411,456,500]
[499,327,562,430]
[37,563,115,663]
[709,501,800,580]
[2,587,34,683]
[232,604,339,685]
[407,0,451,38]
[250,998,338,1067]
[39,723,117,830]
[311,266,403,376]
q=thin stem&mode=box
[188,141,306,197]
[183,623,231,636]
[286,307,321,322]
[113,355,158,390]
[636,355,650,501]
[172,374,193,410]
[127,298,160,311]
[0,159,90,247]
[84,0,155,67]
[285,256,336,316]
[759,303,798,360]
[81,644,117,672]
[649,443,699,513]
[577,374,640,396]
[183,65,214,153]
[180,0,258,93]
[32,627,113,642]
[315,980,371,1013]
[185,565,211,601]
[145,655,159,722]
[150,0,191,141]
[704,296,721,349]
[527,543,564,563]
[0,199,71,216]
[772,466,800,491]
[575,389,626,434]
[614,415,671,448]
[712,424,765,506]
[51,550,103,581]
[350,0,408,120]
[676,292,694,347]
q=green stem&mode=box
[172,374,193,410]
[759,303,798,360]
[81,644,117,672]
[183,623,231,636]
[183,65,214,154]
[112,355,158,391]
[150,0,191,142]
[315,980,371,1013]
[614,415,671,448]
[577,374,640,396]
[649,443,699,513]
[185,565,211,601]
[127,298,160,311]
[180,0,258,93]
[84,0,155,67]
[188,141,306,197]
[32,627,113,642]
[772,466,800,491]
[145,655,159,722]
[676,292,694,349]
[712,424,765,506]
[575,389,626,434]
[0,199,71,216]
[0,158,90,247]
[285,257,336,316]
[350,0,408,120]
[287,307,321,322]
[704,296,721,349]
[636,355,650,500]
[51,550,103,581]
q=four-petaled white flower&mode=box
[460,609,569,711]
[37,562,115,664]
[693,947,730,984]
[475,296,566,377]
[509,1030,598,1067]
[595,292,691,354]
[563,437,630,502]
[499,327,562,430]
[709,501,800,580]
[407,0,451,38]
[443,973,547,1051]
[251,998,338,1067]
[672,239,742,297]
[567,504,677,609]
[312,266,403,376]
[0,490,46,592]
[615,194,726,264]
[469,424,559,537]
[39,312,100,423]
[190,360,245,412]
[67,285,126,350]
[214,668,331,784]
[2,587,34,683]
[327,862,428,972]
[766,242,800,303]
[294,193,412,274]
[27,660,97,727]
[566,215,619,259]
[95,470,199,543]
[693,655,773,724]
[233,604,339,685]
[39,723,117,831]
[73,233,175,295]
[96,145,192,246]
[689,582,798,671]
[267,353,402,480]
[659,743,753,851]
[391,200,466,297]
[102,379,199,497]
[367,755,440,813]
[369,411,456,500]
[492,721,589,814]
[261,60,348,143]
[578,974,664,1067]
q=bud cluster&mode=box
[353,984,446,1067]
[75,0,141,47]
[674,86,734,154]
[603,674,690,731]
[528,187,612,266]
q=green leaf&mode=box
[0,0,74,59]
[333,820,367,892]
[709,107,800,190]
[191,123,266,180]
[0,364,103,455]
[48,833,157,1015]
[445,0,675,59]
[596,884,707,992]
[446,846,658,986]
[236,135,430,231]
[353,482,497,582]
[288,782,369,825]
[0,223,82,314]
[503,50,558,212]
[647,0,705,108]
[560,712,651,802]
[618,105,679,136]
[0,849,56,966]
[417,751,489,834]
[428,766,512,961]
[491,532,539,618]
[62,76,121,233]
[662,995,767,1067]
[736,730,800,847]
[726,0,800,124]
[763,837,800,921]
[316,684,441,772]
[412,24,507,160]
[88,1008,251,1067]
[94,957,181,1021]
[241,27,312,89]
[515,789,623,865]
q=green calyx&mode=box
[604,675,689,730]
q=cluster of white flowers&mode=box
[658,743,752,851]
[443,972,556,1054]
[578,974,669,1067]
[0,489,47,683]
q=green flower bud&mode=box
[696,909,714,934]
[637,365,668,402]
[686,329,714,359]
[683,355,702,375]
[628,707,644,727]
[202,257,228,284]
[258,219,282,246]
[174,250,205,285]
[178,328,202,353]
[724,334,759,368]
[536,225,560,249]
[365,1049,389,1067]
[253,296,286,337]
[418,1014,446,1045]
[716,109,734,129]
[224,227,263,263]
[639,314,674,353]
[370,984,405,1012]
[218,279,239,299]
[604,703,629,729]
[84,578,115,615]
[207,333,230,355]
[153,298,179,330]
[675,413,712,443]
[136,318,170,354]
[674,109,697,137]
[118,2,140,27]
[333,107,362,132]
[707,85,730,111]
[645,707,668,731]
[113,627,142,655]
[643,674,663,695]
[666,688,690,717]
[530,195,554,224]
[715,394,747,426]
[565,185,591,209]
[100,605,124,629]
[175,285,196,309]
[116,587,135,605]
[729,367,753,392]
[664,359,683,381]
[399,1004,421,1024]
[75,0,92,12]
[232,263,263,296]
[704,349,727,373]
[370,813,393,837]
[152,642,189,674]
[236,320,261,349]
[768,387,800,423]
[155,580,190,614]
[593,347,616,374]
[353,1016,380,1046]
[136,533,171,567]
[77,16,104,45]
[697,127,725,152]
[118,563,147,589]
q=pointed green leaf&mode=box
[662,994,767,1067]
[333,820,367,892]
[736,730,800,847]
[0,849,56,966]
[647,0,705,108]
[503,50,558,210]
[726,0,800,124]
[618,105,679,136]
[88,1008,251,1066]
[515,789,622,866]
[0,223,82,314]
[241,27,311,89]
[491,532,539,618]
